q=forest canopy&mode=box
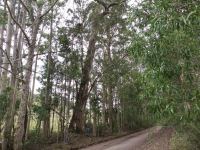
[0,0,199,150]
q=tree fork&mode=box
[69,0,121,133]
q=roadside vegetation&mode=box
[0,0,199,149]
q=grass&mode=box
[169,132,198,150]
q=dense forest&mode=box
[0,0,199,150]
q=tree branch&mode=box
[5,1,31,46]
[51,108,68,121]
[18,0,35,22]
[0,66,25,82]
[0,46,13,70]
[94,0,107,9]
[39,0,59,19]
[94,0,124,15]
[108,2,119,9]
[87,75,100,97]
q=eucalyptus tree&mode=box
[0,0,15,92]
[80,0,133,133]
[69,0,127,133]
[89,83,101,137]
[100,0,131,132]
[0,1,6,78]
[131,0,200,125]
[0,0,8,135]
[2,1,25,149]
[43,6,54,139]
[57,27,81,137]
[0,0,61,149]
[38,49,57,138]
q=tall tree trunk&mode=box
[0,1,6,77]
[51,78,58,135]
[43,57,52,137]
[92,84,97,137]
[0,0,15,92]
[108,86,113,133]
[14,18,41,150]
[43,9,53,139]
[25,26,44,139]
[68,1,116,132]
[106,28,113,133]
[69,20,99,133]
[62,76,67,139]
[102,77,108,125]
[2,3,23,150]
[64,80,71,143]
[92,112,97,137]
[67,80,71,123]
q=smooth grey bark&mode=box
[92,84,98,137]
[63,80,71,143]
[0,1,6,136]
[14,18,41,150]
[0,1,6,77]
[2,1,22,150]
[93,112,97,137]
[1,0,15,92]
[14,0,59,148]
[43,9,53,139]
[25,26,44,140]
[106,29,114,133]
[102,49,108,125]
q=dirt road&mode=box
[81,127,162,150]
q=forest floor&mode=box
[27,126,174,150]
[26,130,135,150]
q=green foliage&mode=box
[90,95,101,114]
[170,123,200,150]
[97,123,111,136]
[103,55,131,87]
[0,87,11,120]
[32,104,49,121]
[117,71,155,129]
[0,8,7,26]
[170,132,197,150]
[52,95,59,108]
[36,0,45,7]
[32,94,49,121]
[67,51,81,79]
[58,31,70,53]
[57,29,81,79]
[130,0,200,125]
